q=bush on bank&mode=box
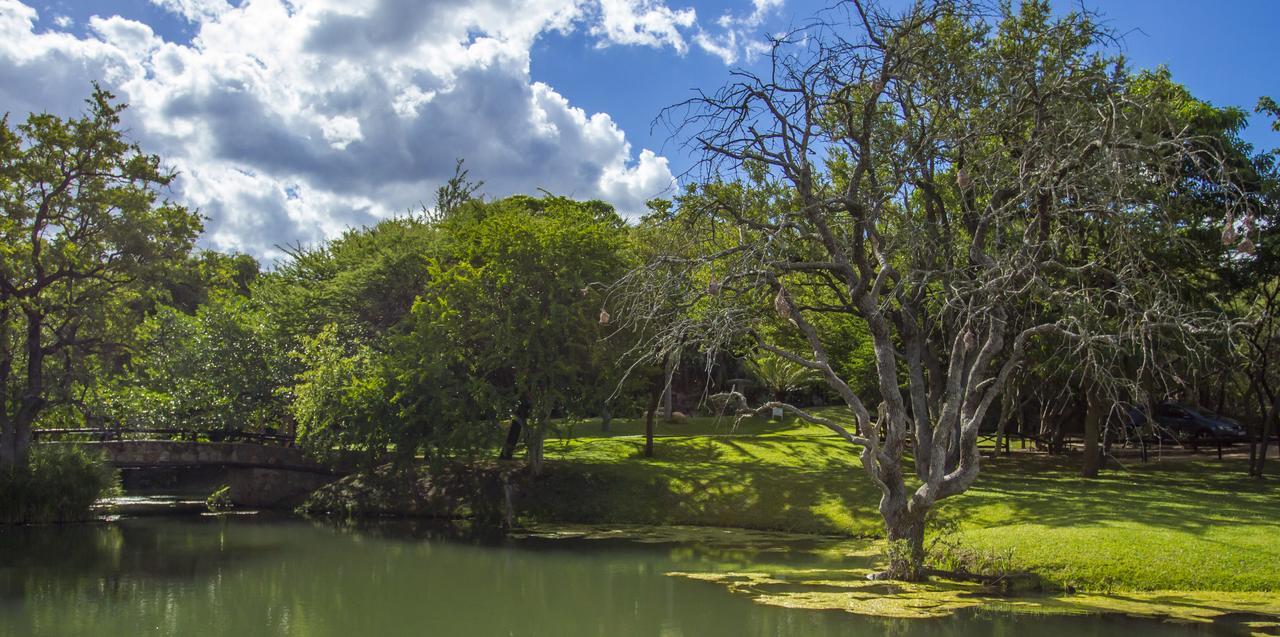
[0,446,119,524]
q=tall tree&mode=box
[0,88,200,466]
[400,195,631,474]
[619,0,1243,579]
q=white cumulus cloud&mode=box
[0,0,770,259]
[694,0,782,64]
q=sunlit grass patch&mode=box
[530,409,1280,594]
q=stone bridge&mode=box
[46,440,348,508]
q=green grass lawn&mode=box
[525,410,1280,593]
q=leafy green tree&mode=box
[261,213,450,463]
[290,324,401,463]
[153,250,259,313]
[277,194,629,472]
[103,291,291,435]
[0,87,200,466]
[396,195,631,473]
[257,215,440,348]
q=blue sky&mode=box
[2,0,1276,258]
[532,0,1280,177]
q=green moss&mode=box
[670,570,1280,624]
[517,520,1280,626]
[669,567,1280,626]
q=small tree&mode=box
[617,0,1242,579]
[0,88,201,466]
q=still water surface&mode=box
[0,516,1221,636]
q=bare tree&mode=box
[611,0,1243,579]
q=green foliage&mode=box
[206,485,232,511]
[103,291,292,433]
[251,212,450,462]
[276,194,632,466]
[258,215,439,344]
[1,86,201,464]
[151,250,260,313]
[1257,96,1280,133]
[290,324,398,462]
[924,515,1016,578]
[0,445,119,524]
[389,194,632,468]
[745,352,820,402]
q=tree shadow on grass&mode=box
[954,456,1280,537]
[525,450,884,538]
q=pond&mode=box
[0,515,1223,636]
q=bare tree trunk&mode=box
[644,377,663,458]
[524,425,545,475]
[1082,389,1104,477]
[499,417,523,461]
[0,421,16,468]
[879,499,927,581]
[661,355,675,421]
[600,403,612,433]
[1253,394,1278,478]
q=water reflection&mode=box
[0,517,1221,636]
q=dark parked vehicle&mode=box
[1119,401,1249,445]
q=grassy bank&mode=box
[523,411,1280,593]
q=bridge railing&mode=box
[32,428,295,446]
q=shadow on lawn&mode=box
[524,452,883,536]
[539,421,1280,545]
[571,415,804,439]
[955,455,1280,536]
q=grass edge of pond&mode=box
[519,521,1280,629]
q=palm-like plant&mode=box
[745,352,820,403]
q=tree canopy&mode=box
[0,87,201,466]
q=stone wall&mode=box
[48,440,345,509]
[227,467,342,508]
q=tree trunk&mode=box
[600,403,612,433]
[644,380,662,458]
[880,503,928,581]
[499,417,522,461]
[0,423,16,468]
[661,355,675,421]
[992,390,1012,458]
[945,419,961,472]
[524,425,545,475]
[1081,389,1103,478]
[1252,394,1278,478]
[500,400,533,461]
[0,310,43,469]
[0,411,35,469]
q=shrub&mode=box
[206,485,233,511]
[925,516,1018,579]
[0,446,120,524]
